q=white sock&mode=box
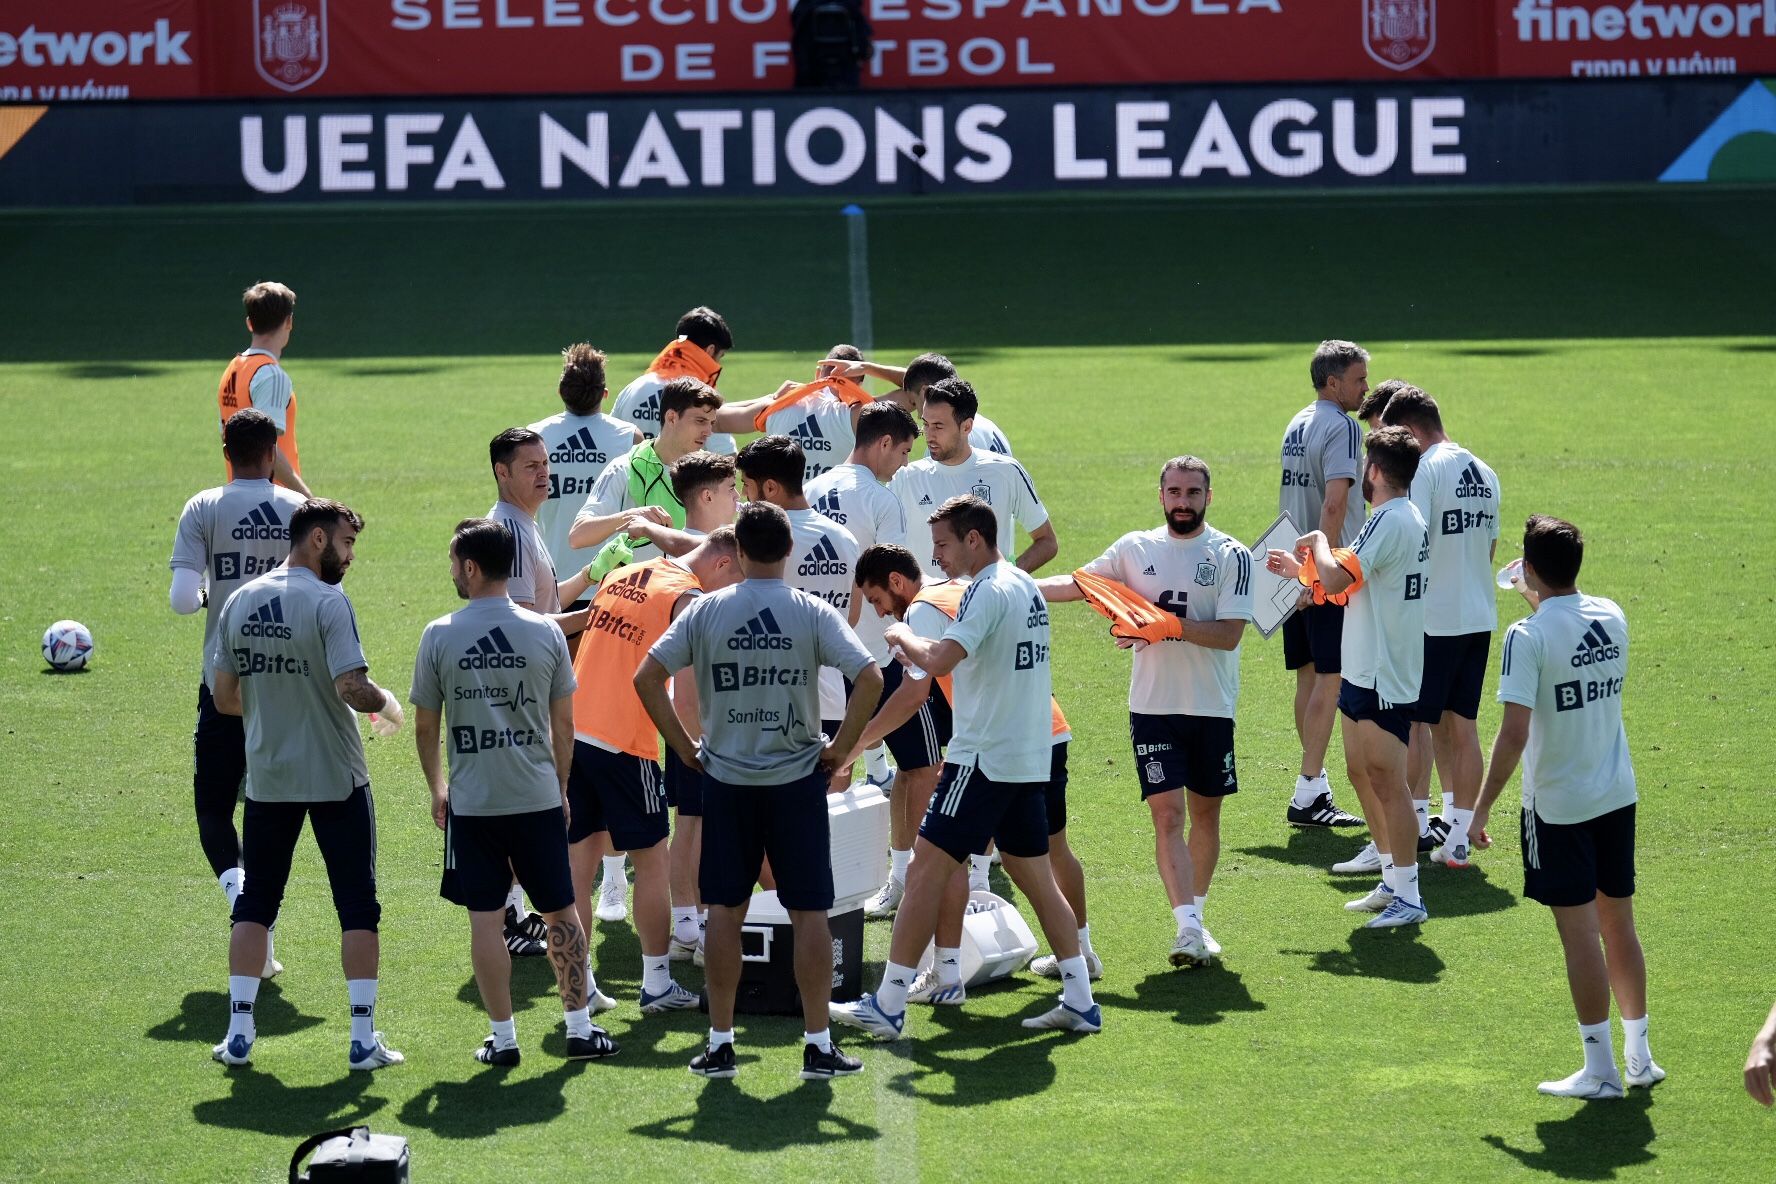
[1057,955,1094,1010]
[865,746,892,782]
[697,908,707,934]
[1291,774,1322,809]
[934,947,962,985]
[1194,894,1208,921]
[584,956,601,996]
[1580,1019,1616,1078]
[1413,799,1430,837]
[265,926,276,964]
[219,867,244,907]
[505,882,524,916]
[602,854,626,886]
[227,975,259,1040]
[564,1006,592,1039]
[968,853,992,880]
[1623,1015,1651,1067]
[1446,807,1475,849]
[889,848,912,882]
[708,1027,734,1049]
[347,979,377,1045]
[490,1016,517,1049]
[1076,924,1095,961]
[1393,862,1422,908]
[641,954,671,996]
[804,1026,832,1051]
[671,907,698,943]
[1172,903,1202,935]
[1380,859,1400,894]
[877,960,917,1014]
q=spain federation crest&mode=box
[255,1,328,93]
[1194,561,1217,587]
[969,482,992,505]
[1363,0,1434,72]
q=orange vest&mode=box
[751,374,874,433]
[572,557,703,759]
[911,580,1069,738]
[218,352,299,483]
[645,338,722,388]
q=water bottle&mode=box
[1495,558,1523,590]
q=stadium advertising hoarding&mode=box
[5,0,1773,100]
[0,80,1764,205]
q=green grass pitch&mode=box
[1,188,1773,1182]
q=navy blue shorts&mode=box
[1129,712,1239,799]
[920,760,1050,862]
[1522,803,1636,908]
[568,741,669,851]
[233,784,379,932]
[878,660,949,771]
[193,682,247,820]
[664,746,703,817]
[1283,601,1344,674]
[1338,680,1412,746]
[1412,631,1491,723]
[700,769,834,911]
[1043,743,1069,836]
[442,804,575,914]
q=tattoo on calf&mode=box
[548,919,588,1011]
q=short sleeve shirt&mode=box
[969,413,1012,456]
[207,566,369,802]
[1280,399,1365,547]
[1081,525,1253,718]
[785,506,861,720]
[170,478,307,688]
[942,562,1053,783]
[490,501,560,615]
[806,462,908,664]
[764,393,855,484]
[1409,441,1503,636]
[611,372,737,455]
[1340,499,1429,708]
[409,597,576,816]
[648,579,873,786]
[528,410,635,579]
[890,451,1049,578]
[1497,593,1636,824]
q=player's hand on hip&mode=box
[431,786,449,831]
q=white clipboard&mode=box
[1249,512,1304,639]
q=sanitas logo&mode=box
[798,535,849,577]
[1570,620,1622,667]
[461,626,528,670]
[550,426,608,465]
[241,596,293,639]
[727,606,793,651]
[232,501,291,541]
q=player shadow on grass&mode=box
[399,1062,586,1139]
[1481,1091,1655,1179]
[192,1070,388,1136]
[870,1006,1065,1107]
[631,1074,880,1150]
[1282,929,1446,985]
[452,919,644,1015]
[1236,829,1353,870]
[147,985,324,1044]
[1091,967,1265,1026]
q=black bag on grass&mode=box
[289,1126,410,1183]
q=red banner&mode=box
[1,0,1767,100]
[1495,0,1776,77]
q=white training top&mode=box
[528,410,636,580]
[1080,524,1254,718]
[941,562,1053,783]
[806,462,907,664]
[890,450,1048,578]
[1497,593,1636,824]
[1409,440,1503,637]
[970,412,1012,456]
[610,371,738,456]
[764,392,855,484]
[1341,498,1429,709]
[784,506,861,721]
[239,349,294,433]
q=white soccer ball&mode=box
[42,620,94,672]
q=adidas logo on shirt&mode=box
[632,392,660,429]
[241,596,292,639]
[918,494,933,506]
[798,535,849,577]
[1455,460,1493,500]
[461,626,527,670]
[727,607,792,651]
[813,488,847,524]
[604,565,654,604]
[788,414,833,451]
[1142,564,1157,576]
[1570,620,1621,668]
[231,501,290,541]
[1282,424,1307,458]
[550,425,608,465]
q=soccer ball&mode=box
[42,620,94,672]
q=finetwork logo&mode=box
[550,425,608,466]
[788,414,833,451]
[461,626,527,670]
[232,501,291,541]
[798,535,849,578]
[241,596,292,639]
[1570,620,1621,668]
[1454,460,1493,499]
[813,488,847,524]
[727,607,792,651]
